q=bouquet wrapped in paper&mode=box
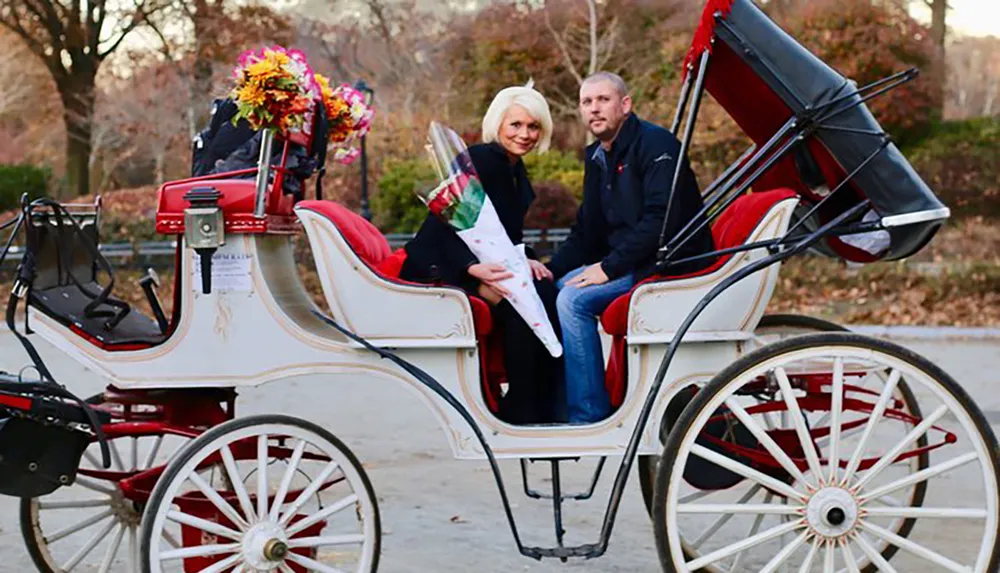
[417,122,563,358]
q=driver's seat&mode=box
[26,204,171,350]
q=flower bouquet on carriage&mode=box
[194,46,375,180]
[417,122,563,358]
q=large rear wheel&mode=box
[652,333,999,572]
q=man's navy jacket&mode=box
[547,113,715,282]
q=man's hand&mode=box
[528,259,554,281]
[565,263,609,288]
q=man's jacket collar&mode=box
[587,113,641,163]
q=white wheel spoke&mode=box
[278,564,296,573]
[286,494,358,537]
[853,404,948,489]
[166,510,241,541]
[731,492,772,569]
[129,524,138,573]
[287,552,349,573]
[188,471,250,531]
[84,450,102,469]
[287,534,367,548]
[724,397,810,486]
[774,367,825,479]
[829,357,844,483]
[160,542,241,561]
[679,503,801,515]
[760,530,808,573]
[860,452,979,503]
[841,538,862,573]
[162,527,182,549]
[686,519,802,570]
[142,435,164,470]
[278,459,341,527]
[269,439,308,521]
[861,519,972,572]
[190,552,242,573]
[75,476,116,495]
[865,506,988,519]
[257,435,269,520]
[824,539,836,572]
[39,498,111,510]
[690,444,804,501]
[46,509,114,543]
[679,488,717,504]
[61,516,118,571]
[854,532,899,573]
[130,437,139,472]
[219,444,256,523]
[110,440,126,472]
[97,524,126,573]
[797,537,821,573]
[841,369,901,484]
[691,487,762,550]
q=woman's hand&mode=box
[468,263,513,288]
[528,259,554,281]
[476,282,506,305]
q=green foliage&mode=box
[0,164,49,211]
[371,158,436,233]
[524,149,585,199]
[909,117,1000,219]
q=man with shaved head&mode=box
[547,71,714,424]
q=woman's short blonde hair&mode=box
[481,80,553,153]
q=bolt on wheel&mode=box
[652,333,999,573]
[140,414,380,573]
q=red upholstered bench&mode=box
[600,188,798,408]
[295,201,505,412]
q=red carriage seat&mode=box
[294,201,503,410]
[600,188,798,408]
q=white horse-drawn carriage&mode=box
[0,0,996,571]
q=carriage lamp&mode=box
[183,187,225,295]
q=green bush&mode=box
[0,164,49,211]
[524,149,585,199]
[371,159,437,233]
[908,117,1000,219]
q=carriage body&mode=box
[7,0,999,571]
[26,187,797,461]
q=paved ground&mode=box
[0,333,996,572]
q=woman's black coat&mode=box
[400,142,535,290]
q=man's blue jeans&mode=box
[556,267,635,423]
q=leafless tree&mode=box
[0,0,168,197]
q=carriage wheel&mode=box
[639,315,857,515]
[140,414,381,573]
[652,333,999,573]
[19,394,195,573]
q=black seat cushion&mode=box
[30,283,166,347]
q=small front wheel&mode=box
[140,414,381,573]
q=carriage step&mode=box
[521,543,602,560]
[520,457,606,501]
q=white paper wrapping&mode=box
[457,198,563,357]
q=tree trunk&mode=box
[189,0,216,132]
[58,70,98,199]
[930,0,947,56]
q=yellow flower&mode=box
[236,83,266,107]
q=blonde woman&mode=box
[400,82,562,424]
